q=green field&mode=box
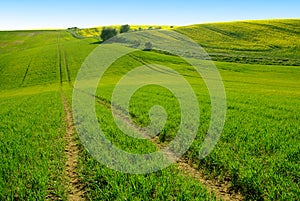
[75,19,300,66]
[0,19,299,200]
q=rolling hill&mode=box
[176,19,300,65]
[0,19,299,200]
[73,19,300,66]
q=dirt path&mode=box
[178,160,243,201]
[91,94,244,201]
[68,48,244,200]
[56,31,84,200]
[125,53,244,200]
[62,94,85,201]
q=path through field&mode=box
[57,31,85,200]
[93,94,244,201]
[56,30,244,200]
[1,21,299,200]
[178,160,243,201]
[62,94,85,201]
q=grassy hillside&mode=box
[0,30,216,200]
[0,30,97,200]
[0,31,96,90]
[0,21,299,200]
[93,50,299,200]
[68,25,172,38]
[175,19,300,65]
[73,19,300,66]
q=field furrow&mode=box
[20,58,33,86]
[62,93,85,201]
[57,41,63,86]
[62,45,72,85]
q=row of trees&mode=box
[100,24,153,51]
[100,24,130,41]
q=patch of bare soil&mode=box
[62,95,85,201]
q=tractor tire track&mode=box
[177,160,243,201]
[20,58,33,86]
[62,93,85,201]
[128,53,244,200]
[57,33,63,86]
[69,47,244,200]
[56,31,85,200]
[62,45,72,85]
[128,53,199,79]
[128,54,243,200]
[74,88,244,201]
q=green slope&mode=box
[0,30,96,90]
[0,30,97,200]
[0,21,299,200]
[92,50,300,200]
[74,19,300,65]
[0,30,217,200]
[175,19,300,65]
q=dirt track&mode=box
[62,95,85,201]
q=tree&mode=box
[144,42,152,51]
[100,27,117,41]
[120,24,130,33]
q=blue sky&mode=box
[0,0,299,30]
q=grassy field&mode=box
[74,19,300,66]
[0,19,299,200]
[176,19,300,66]
[0,30,95,200]
[89,50,299,200]
[0,90,66,200]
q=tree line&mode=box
[100,24,153,51]
[100,24,130,41]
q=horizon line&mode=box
[0,17,299,32]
